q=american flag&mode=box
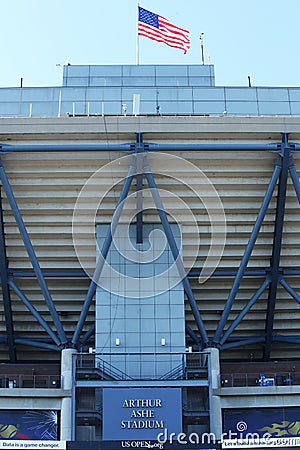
[138,6,190,54]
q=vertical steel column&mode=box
[213,162,282,344]
[0,188,16,362]
[136,133,144,244]
[72,159,136,346]
[0,159,67,346]
[144,161,209,345]
[264,134,290,360]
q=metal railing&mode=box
[0,374,61,389]
[221,371,300,387]
[76,351,209,381]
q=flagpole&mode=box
[136,4,140,65]
[200,32,205,65]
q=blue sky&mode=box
[1,0,299,88]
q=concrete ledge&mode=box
[0,388,72,397]
[217,385,300,396]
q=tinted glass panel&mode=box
[194,101,225,114]
[257,88,289,101]
[90,77,122,87]
[65,77,88,86]
[289,89,300,101]
[258,101,291,115]
[156,65,188,76]
[123,65,155,76]
[225,88,258,101]
[193,88,225,100]
[156,77,188,86]
[289,103,300,114]
[188,65,212,76]
[123,76,155,86]
[157,88,192,101]
[122,87,156,101]
[61,88,86,101]
[89,65,122,76]
[189,77,214,86]
[65,65,90,77]
[226,101,259,115]
[0,88,21,101]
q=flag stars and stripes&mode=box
[138,6,190,54]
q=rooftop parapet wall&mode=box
[0,64,300,117]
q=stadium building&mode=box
[0,63,299,449]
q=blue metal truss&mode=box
[0,133,300,360]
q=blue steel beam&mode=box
[72,158,136,346]
[6,267,300,279]
[13,338,59,351]
[0,159,67,346]
[264,134,290,361]
[279,278,300,305]
[0,188,16,362]
[273,335,300,344]
[143,161,209,346]
[289,164,300,204]
[221,336,265,350]
[0,142,283,153]
[220,278,271,346]
[8,280,61,346]
[213,163,282,345]
[185,324,201,345]
[81,324,95,346]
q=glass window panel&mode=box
[225,88,258,101]
[290,102,300,114]
[123,76,155,86]
[193,101,225,114]
[159,101,193,114]
[90,65,122,76]
[30,102,55,116]
[193,87,225,100]
[156,77,188,86]
[103,88,122,101]
[226,101,259,115]
[123,65,155,77]
[86,87,104,101]
[60,101,86,115]
[189,77,214,86]
[139,101,157,114]
[90,76,122,87]
[258,101,291,115]
[21,88,59,101]
[188,65,211,76]
[0,103,20,115]
[289,89,300,101]
[61,88,86,101]
[156,65,188,76]
[122,87,156,101]
[87,101,104,115]
[66,65,90,77]
[257,88,289,101]
[0,88,21,101]
[157,87,192,101]
[65,77,88,87]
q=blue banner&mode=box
[223,407,300,438]
[0,410,58,440]
[102,388,182,440]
